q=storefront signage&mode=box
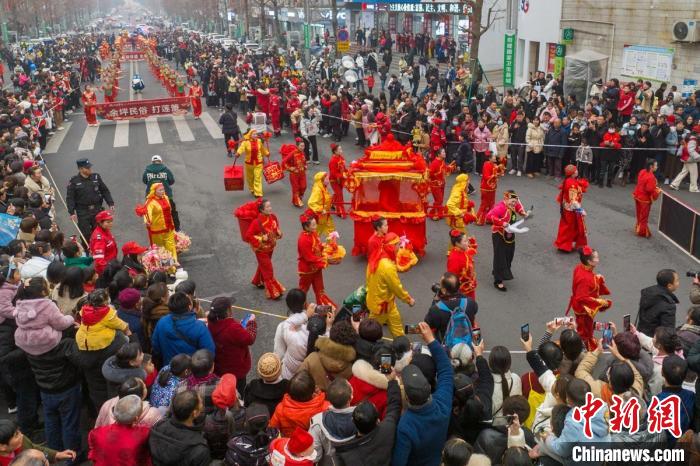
[388,3,472,15]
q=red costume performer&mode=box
[255,88,270,115]
[281,141,308,207]
[244,200,285,300]
[446,230,478,300]
[633,165,661,238]
[89,211,117,276]
[429,119,446,159]
[476,153,504,225]
[82,88,98,126]
[328,143,348,218]
[428,150,452,220]
[269,89,281,135]
[189,83,203,118]
[554,165,589,252]
[566,247,612,351]
[297,211,337,308]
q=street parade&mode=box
[0,0,700,464]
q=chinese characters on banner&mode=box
[575,393,682,439]
[123,50,145,61]
[503,32,516,88]
[95,97,191,120]
[387,2,469,14]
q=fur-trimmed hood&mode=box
[316,337,356,373]
[351,359,388,390]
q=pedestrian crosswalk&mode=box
[44,112,238,154]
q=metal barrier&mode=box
[658,191,700,262]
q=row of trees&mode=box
[0,0,122,35]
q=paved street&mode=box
[42,57,699,371]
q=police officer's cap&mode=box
[76,158,92,168]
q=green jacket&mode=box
[143,163,175,198]
[64,256,94,269]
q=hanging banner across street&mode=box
[96,97,191,120]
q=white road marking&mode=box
[78,125,99,151]
[114,120,129,147]
[43,122,73,154]
[145,117,163,144]
[129,59,134,101]
[200,112,224,139]
[171,115,194,142]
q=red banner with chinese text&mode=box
[95,97,190,120]
[123,50,145,61]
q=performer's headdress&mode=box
[368,232,400,273]
[449,229,463,239]
[581,246,594,256]
[564,164,577,177]
[330,143,339,152]
[504,190,518,200]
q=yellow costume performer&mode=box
[307,172,335,237]
[366,232,413,337]
[445,174,477,233]
[143,183,177,263]
[236,130,269,198]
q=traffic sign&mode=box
[337,29,349,42]
[337,40,349,52]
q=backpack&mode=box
[524,372,546,430]
[437,298,473,349]
[225,431,277,466]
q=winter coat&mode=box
[474,425,536,465]
[76,304,128,351]
[608,417,667,466]
[545,404,610,463]
[300,113,321,137]
[14,298,74,356]
[309,406,357,465]
[209,317,257,380]
[95,395,163,428]
[678,323,700,358]
[143,163,175,198]
[101,353,148,398]
[525,123,544,153]
[575,348,643,402]
[492,124,509,158]
[545,125,568,158]
[332,379,400,466]
[348,359,388,418]
[19,256,51,279]
[274,312,310,380]
[219,110,241,135]
[637,284,679,336]
[0,282,18,325]
[298,337,356,392]
[141,302,169,353]
[243,378,289,416]
[149,417,211,466]
[490,372,522,426]
[392,340,453,466]
[151,312,216,365]
[50,286,85,316]
[150,365,183,409]
[26,338,81,393]
[88,423,152,466]
[118,307,145,348]
[472,126,491,153]
[270,392,330,437]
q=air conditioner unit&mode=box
[672,19,700,42]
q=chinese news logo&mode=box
[573,393,683,438]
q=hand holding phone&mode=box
[623,314,631,333]
[520,324,530,342]
[379,354,392,374]
[472,327,482,346]
[240,313,252,328]
[404,324,421,334]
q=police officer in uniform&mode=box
[66,158,114,244]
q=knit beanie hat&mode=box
[287,427,314,456]
[118,288,141,309]
[257,352,282,381]
[211,374,238,409]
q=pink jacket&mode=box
[13,298,74,356]
[472,126,492,153]
[0,282,18,324]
